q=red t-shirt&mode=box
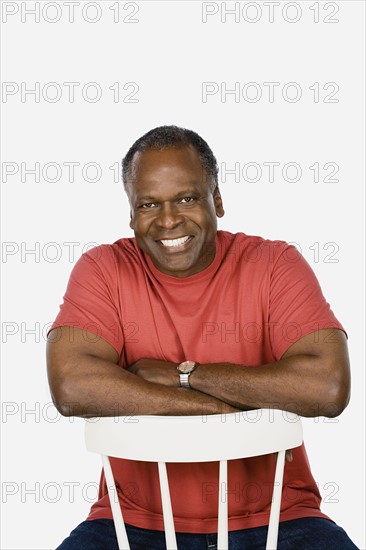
[48,231,345,533]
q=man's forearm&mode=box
[50,328,350,419]
[128,329,349,418]
[54,354,241,418]
[189,355,348,417]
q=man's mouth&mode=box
[159,236,191,248]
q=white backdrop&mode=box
[1,1,365,549]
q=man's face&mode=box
[127,146,224,278]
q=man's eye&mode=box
[140,202,156,208]
[179,197,195,204]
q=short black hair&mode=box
[122,125,219,192]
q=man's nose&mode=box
[156,202,184,229]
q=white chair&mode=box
[85,409,303,550]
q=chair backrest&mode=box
[85,409,303,550]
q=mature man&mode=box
[47,126,357,549]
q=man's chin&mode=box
[141,238,216,277]
[152,256,195,278]
[150,251,215,278]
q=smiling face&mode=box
[126,146,224,278]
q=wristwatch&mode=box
[177,361,198,389]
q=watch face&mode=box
[178,361,196,373]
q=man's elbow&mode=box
[50,385,80,417]
[322,370,351,418]
[53,400,74,417]
[50,377,106,418]
[48,369,86,417]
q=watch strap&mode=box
[179,372,191,388]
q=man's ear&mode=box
[129,210,134,230]
[213,187,225,218]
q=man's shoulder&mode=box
[75,237,140,271]
[218,230,290,264]
[218,229,287,246]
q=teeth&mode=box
[160,236,190,247]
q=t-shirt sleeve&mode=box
[47,245,124,357]
[269,243,346,360]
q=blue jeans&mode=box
[56,517,359,549]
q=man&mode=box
[47,126,357,549]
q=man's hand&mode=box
[286,449,293,462]
[128,358,180,387]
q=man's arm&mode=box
[46,326,241,418]
[190,328,350,417]
[129,328,351,418]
